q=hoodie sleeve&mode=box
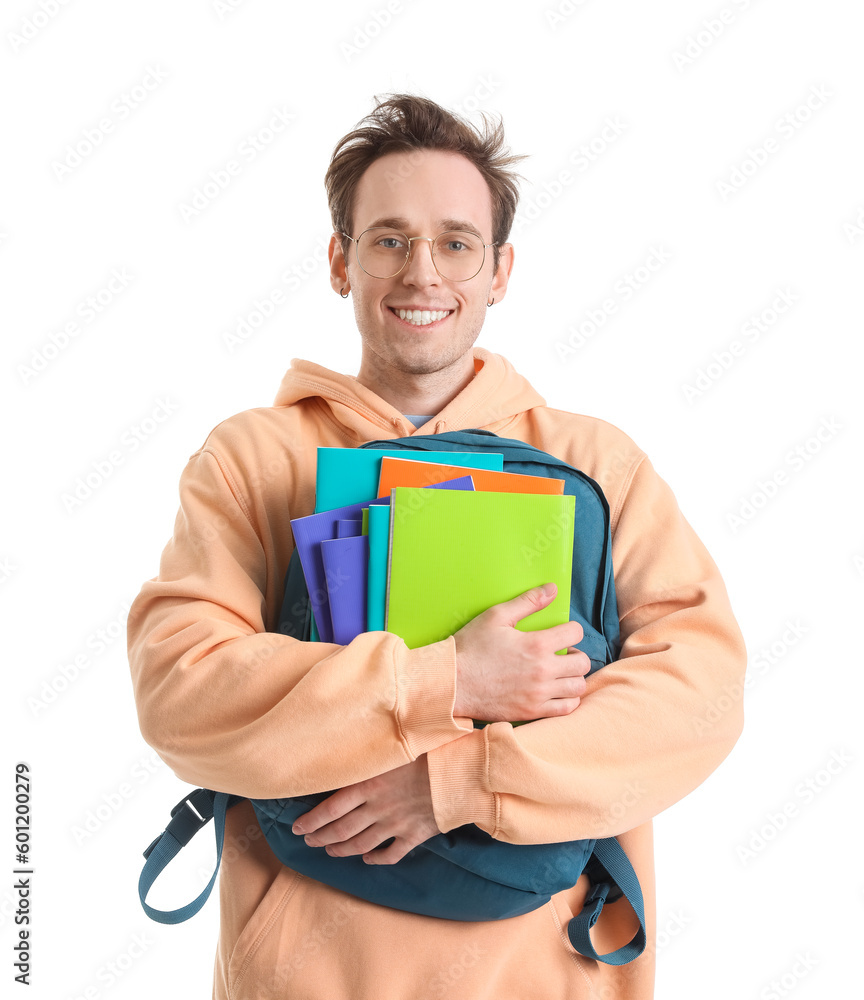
[425,452,747,843]
[127,445,472,799]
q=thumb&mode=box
[494,583,558,627]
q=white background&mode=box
[3,0,863,997]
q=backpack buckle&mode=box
[583,854,624,905]
[585,881,610,907]
[143,789,215,858]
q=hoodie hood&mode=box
[273,348,546,442]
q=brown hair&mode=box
[325,93,527,274]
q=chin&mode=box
[392,355,448,376]
[397,343,470,374]
[362,328,478,379]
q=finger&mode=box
[303,810,371,847]
[554,674,588,700]
[301,795,390,846]
[558,649,591,676]
[363,836,416,866]
[537,695,582,718]
[321,823,391,857]
[292,787,366,835]
[493,583,558,627]
[538,619,584,650]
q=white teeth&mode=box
[395,309,450,325]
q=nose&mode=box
[402,237,441,284]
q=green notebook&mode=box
[385,488,575,649]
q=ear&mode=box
[329,234,350,296]
[488,243,515,304]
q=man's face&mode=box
[329,149,513,379]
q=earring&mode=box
[487,298,495,308]
[340,288,349,298]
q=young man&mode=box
[128,95,746,999]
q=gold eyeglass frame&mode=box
[338,227,497,282]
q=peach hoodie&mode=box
[127,348,746,999]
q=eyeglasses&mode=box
[339,228,496,281]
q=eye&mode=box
[376,235,407,250]
[436,232,479,254]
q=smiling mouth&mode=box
[389,307,453,327]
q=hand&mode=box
[453,582,590,722]
[291,755,440,865]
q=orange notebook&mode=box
[377,456,565,497]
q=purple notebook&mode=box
[290,476,474,643]
[320,535,369,645]
[336,519,363,538]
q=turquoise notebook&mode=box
[366,504,391,632]
[315,448,503,511]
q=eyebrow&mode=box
[365,216,485,238]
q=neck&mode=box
[355,351,475,415]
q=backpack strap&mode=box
[567,837,647,965]
[139,792,646,964]
[138,788,240,924]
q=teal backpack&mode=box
[138,430,646,966]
